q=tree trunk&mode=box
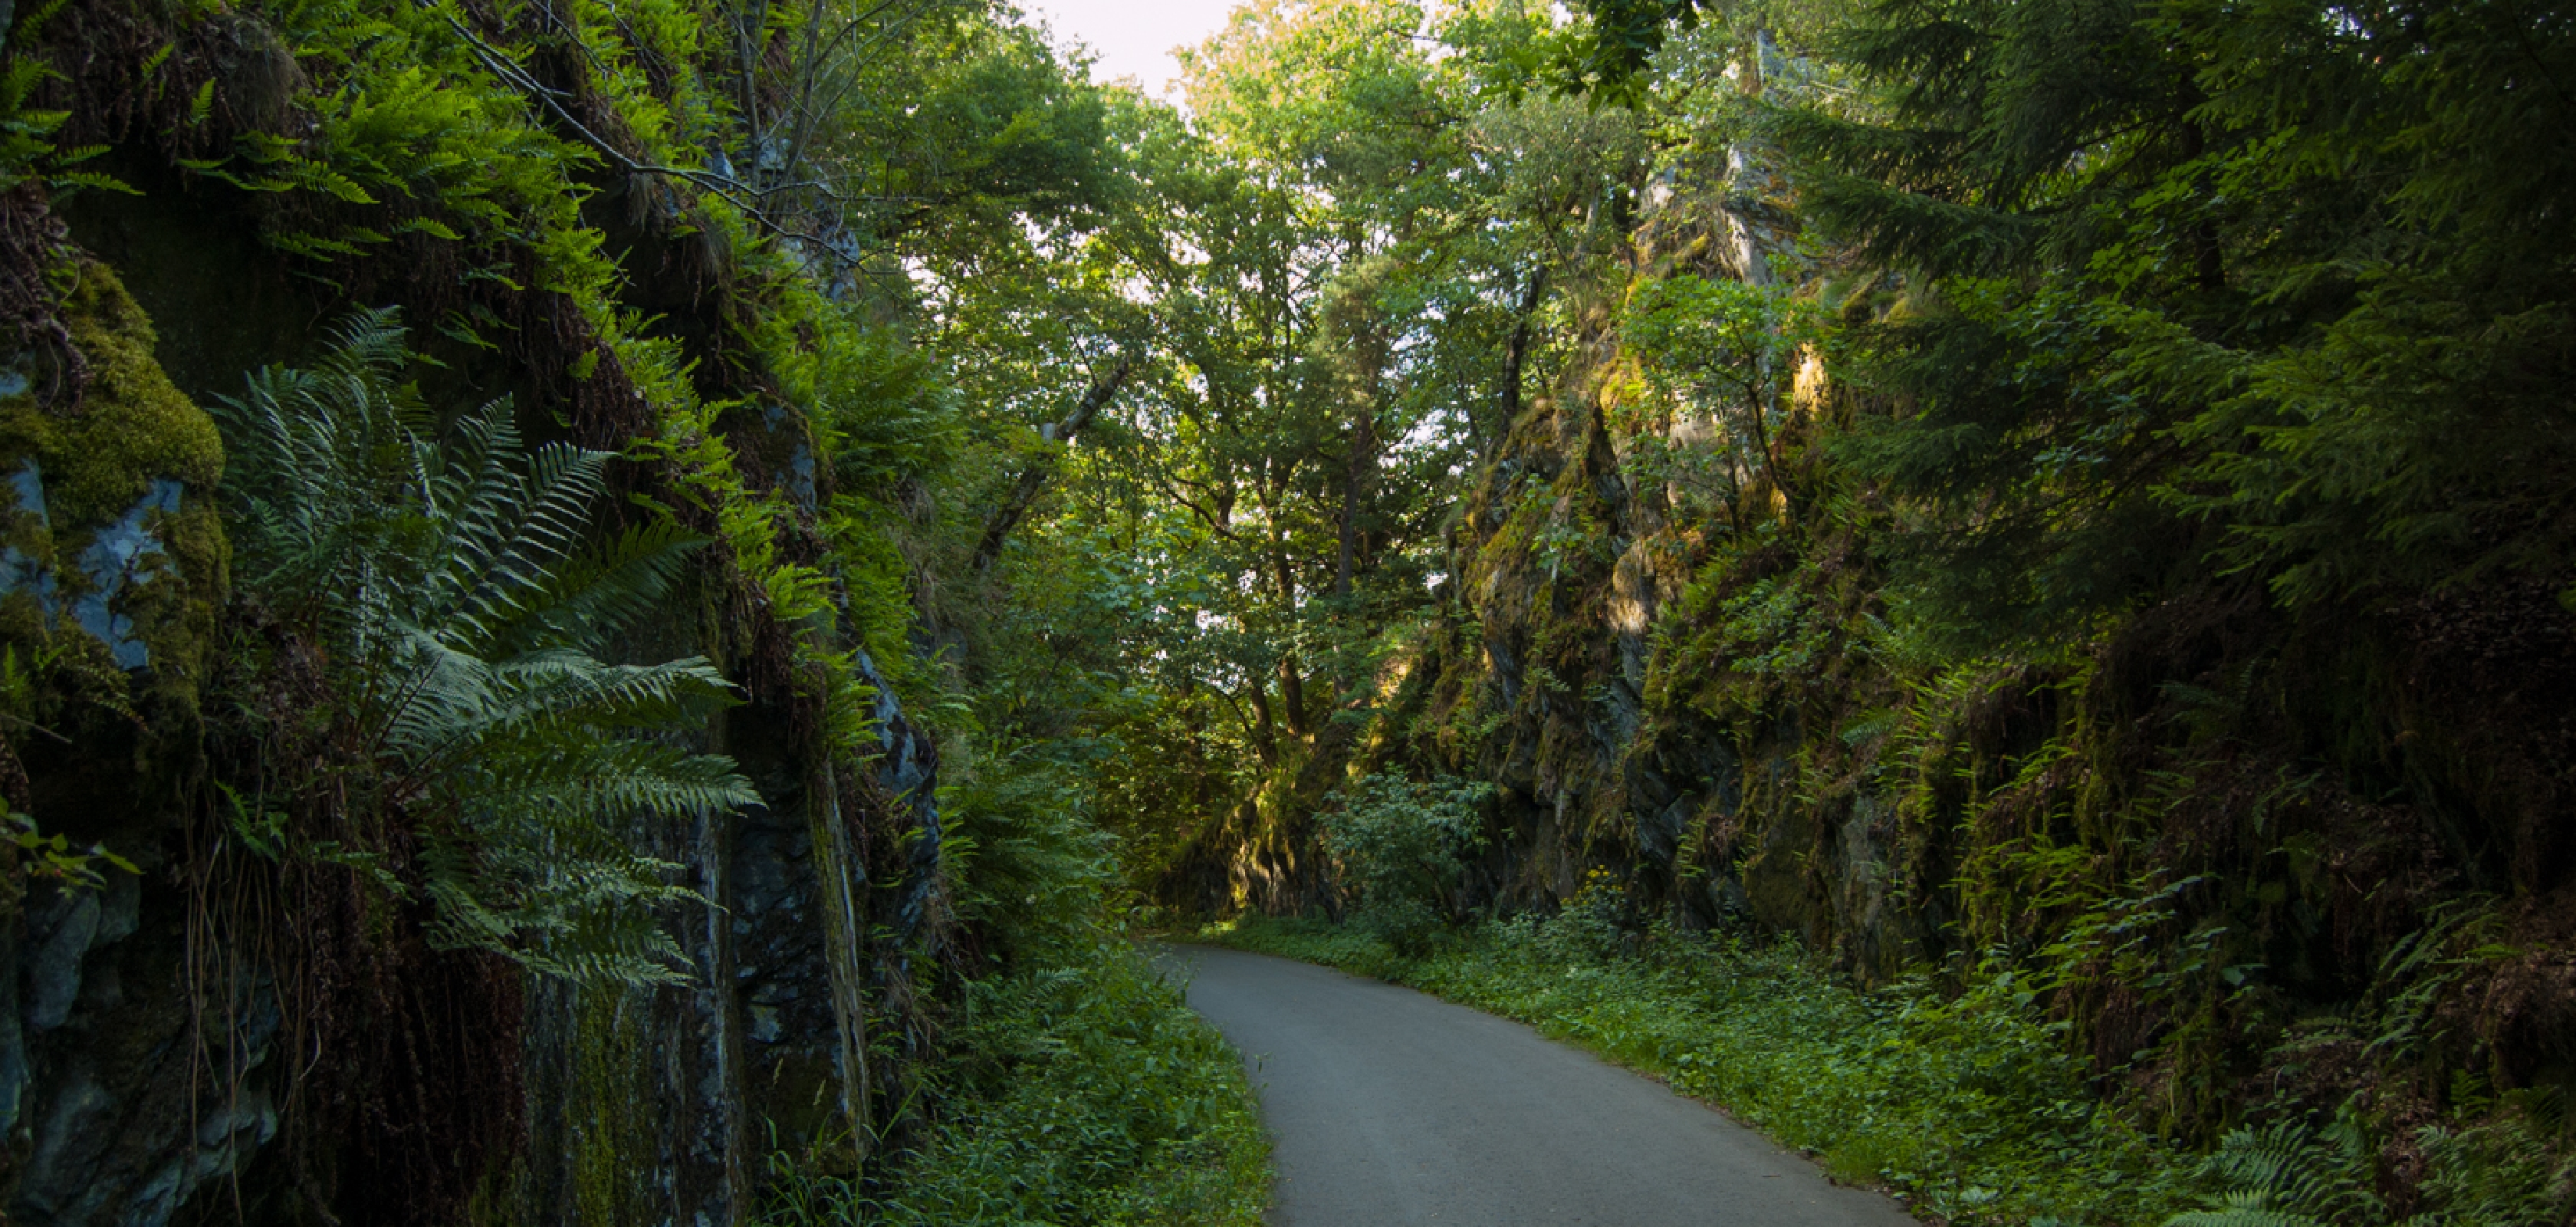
[1245,682,1279,765]
[1277,656,1309,740]
[1336,410,1375,599]
[970,357,1135,574]
[1498,266,1546,436]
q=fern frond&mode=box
[2171,1105,2384,1227]
[2166,1207,2325,1227]
[488,654,740,726]
[2401,1101,2576,1227]
[217,314,760,990]
[485,521,706,655]
[458,739,760,825]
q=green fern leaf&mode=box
[216,312,760,989]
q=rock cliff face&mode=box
[1379,331,2576,997]
[0,261,946,1227]
[496,647,941,1225]
[0,260,243,1225]
[0,245,945,1227]
[0,4,958,1219]
[1375,367,1943,976]
[1170,144,2576,1130]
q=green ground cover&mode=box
[760,939,1269,1227]
[1208,898,2196,1226]
[1208,900,2576,1227]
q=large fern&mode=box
[217,310,759,986]
[2168,1095,2576,1227]
[2168,1105,2383,1227]
[2410,1100,2576,1227]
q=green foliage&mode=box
[815,330,961,498]
[0,54,72,192]
[1694,559,1845,680]
[1040,1,1656,903]
[1778,0,2576,627]
[214,313,758,986]
[0,0,141,198]
[2169,1098,2576,1227]
[192,0,583,275]
[2168,1104,2381,1227]
[1624,273,1828,527]
[1317,771,1492,950]
[938,740,1119,965]
[2409,1108,2576,1227]
[219,781,406,897]
[754,939,1268,1227]
[5,807,136,888]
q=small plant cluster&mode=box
[1316,771,1493,954]
[2170,1099,2574,1227]
[3,806,133,888]
[1211,902,2576,1227]
[755,938,1268,1227]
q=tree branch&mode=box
[971,357,1138,574]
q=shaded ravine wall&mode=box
[1165,150,2576,1125]
[0,11,956,1222]
[1,220,946,1227]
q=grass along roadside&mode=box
[757,936,1270,1227]
[1203,898,2194,1226]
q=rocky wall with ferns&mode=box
[0,0,974,1222]
[1342,44,2576,1186]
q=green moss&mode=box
[569,988,659,1225]
[0,257,229,783]
[42,262,225,524]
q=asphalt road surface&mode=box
[1165,945,1920,1227]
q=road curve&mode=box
[1164,945,1918,1227]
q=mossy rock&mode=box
[0,257,228,850]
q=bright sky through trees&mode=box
[1020,0,1240,94]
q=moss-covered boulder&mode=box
[0,256,241,1225]
[0,257,228,849]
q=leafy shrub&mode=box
[215,311,758,985]
[939,739,1119,965]
[1316,771,1490,952]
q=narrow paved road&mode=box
[1165,946,1918,1227]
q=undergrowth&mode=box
[756,937,1269,1227]
[1211,889,2196,1226]
[1210,896,2576,1227]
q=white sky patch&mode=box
[1018,0,1242,99]
[902,255,953,321]
[1396,407,1466,458]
